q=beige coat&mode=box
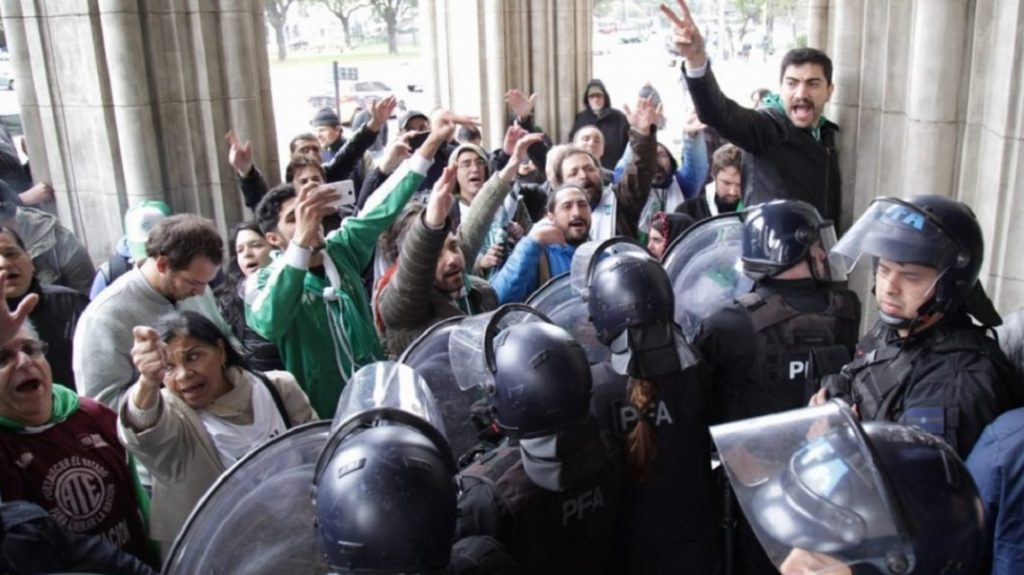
[117,367,317,552]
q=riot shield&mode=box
[710,402,915,573]
[162,421,332,575]
[448,304,551,393]
[662,213,754,341]
[399,317,488,462]
[526,273,608,364]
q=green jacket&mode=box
[246,159,427,417]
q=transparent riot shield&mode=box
[399,317,488,462]
[710,402,915,574]
[662,213,754,341]
[448,304,552,392]
[162,421,332,575]
[526,273,608,364]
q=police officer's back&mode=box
[454,316,622,575]
[585,249,717,574]
[696,200,860,423]
[820,195,1020,458]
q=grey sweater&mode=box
[72,268,236,409]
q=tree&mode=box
[319,0,366,51]
[265,0,298,61]
[366,0,414,56]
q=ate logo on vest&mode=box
[41,455,116,532]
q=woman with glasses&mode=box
[117,310,316,557]
[0,316,159,569]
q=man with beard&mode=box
[634,113,709,239]
[489,183,592,304]
[663,0,841,224]
[377,130,541,357]
[678,143,744,221]
[552,97,658,243]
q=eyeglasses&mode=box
[457,158,488,170]
[0,340,48,368]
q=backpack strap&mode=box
[250,370,293,429]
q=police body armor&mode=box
[828,321,1019,442]
[457,439,622,575]
[737,289,860,417]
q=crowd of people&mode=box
[0,0,1022,573]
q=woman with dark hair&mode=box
[647,211,695,260]
[117,310,316,556]
[0,225,89,389]
[215,221,282,371]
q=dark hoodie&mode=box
[569,79,631,171]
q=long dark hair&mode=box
[215,220,263,338]
[626,376,658,481]
[156,310,244,368]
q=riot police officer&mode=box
[696,199,860,423]
[817,194,1019,458]
[313,362,520,575]
[453,306,623,575]
[713,401,985,575]
[693,200,860,575]
[585,244,717,574]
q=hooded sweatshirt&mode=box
[569,79,632,171]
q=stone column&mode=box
[828,0,863,229]
[901,0,970,200]
[0,0,277,260]
[428,0,592,150]
[807,0,830,50]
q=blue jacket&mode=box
[489,237,575,304]
[966,406,1024,575]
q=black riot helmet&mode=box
[312,363,458,574]
[832,195,995,327]
[587,251,675,345]
[712,402,984,574]
[491,321,592,438]
[450,305,593,439]
[313,416,457,574]
[741,200,846,282]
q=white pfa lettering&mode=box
[789,361,808,380]
[562,487,605,525]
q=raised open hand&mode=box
[623,96,657,135]
[368,95,399,131]
[505,89,537,119]
[425,166,456,228]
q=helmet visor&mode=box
[832,198,970,275]
[569,237,650,299]
[332,361,447,441]
[527,273,609,364]
[449,305,550,391]
[710,402,915,573]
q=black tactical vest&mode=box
[458,441,621,575]
[843,322,1020,425]
[737,289,860,417]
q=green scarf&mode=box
[761,93,829,142]
[0,384,80,430]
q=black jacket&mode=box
[569,80,632,171]
[10,280,89,391]
[589,362,717,574]
[685,64,841,225]
[843,313,1018,458]
[1,500,157,575]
